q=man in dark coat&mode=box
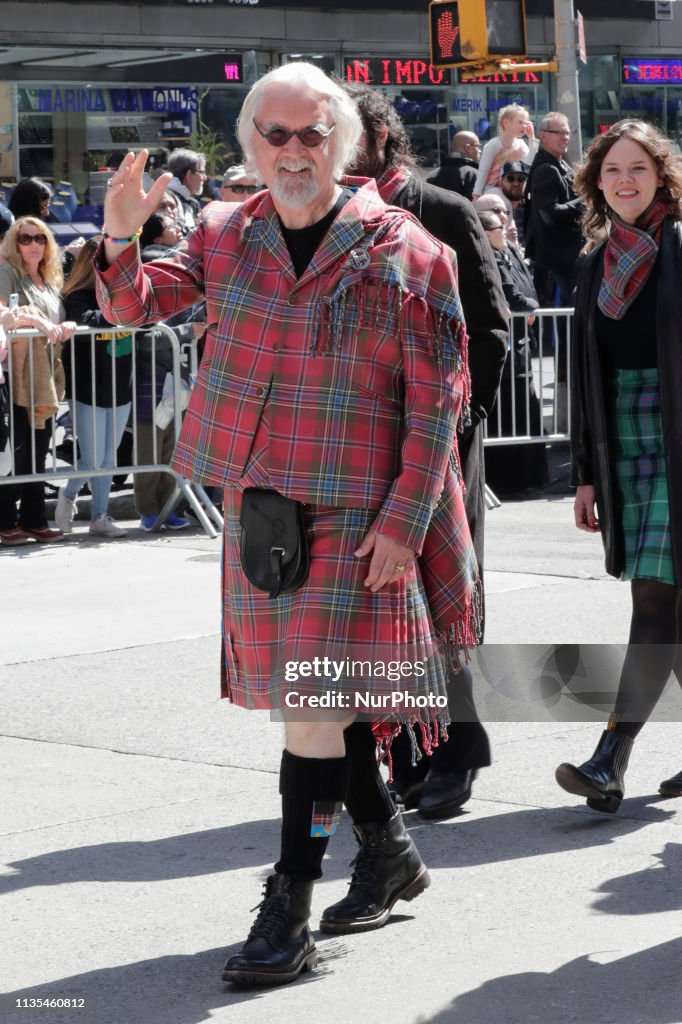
[524,112,583,307]
[345,83,509,820]
[426,131,481,201]
[524,112,583,388]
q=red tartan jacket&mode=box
[95,180,469,555]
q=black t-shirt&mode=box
[280,189,352,278]
[595,260,659,370]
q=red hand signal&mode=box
[437,10,460,59]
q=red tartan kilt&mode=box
[220,485,450,721]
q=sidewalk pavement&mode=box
[1,464,681,1024]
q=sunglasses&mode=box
[543,129,571,136]
[253,119,336,148]
[504,175,526,183]
[17,233,47,246]
[223,183,259,194]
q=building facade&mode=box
[1,0,681,206]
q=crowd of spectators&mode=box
[0,107,584,544]
[0,153,220,544]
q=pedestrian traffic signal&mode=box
[429,0,527,68]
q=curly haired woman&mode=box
[555,120,682,812]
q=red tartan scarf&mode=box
[598,198,669,320]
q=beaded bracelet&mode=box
[101,226,142,245]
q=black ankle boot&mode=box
[659,769,682,797]
[555,730,634,813]
[388,762,428,811]
[320,811,430,934]
[222,874,317,985]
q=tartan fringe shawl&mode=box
[372,575,483,778]
[310,279,472,436]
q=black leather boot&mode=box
[418,768,478,820]
[659,770,682,797]
[320,811,430,934]
[555,730,634,814]
[387,763,428,811]
[222,874,317,985]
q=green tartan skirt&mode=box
[608,367,674,585]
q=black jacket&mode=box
[62,288,133,407]
[426,156,478,202]
[570,218,682,585]
[524,148,583,275]
[495,246,538,314]
[390,174,509,437]
[385,171,509,588]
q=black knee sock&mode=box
[275,749,348,882]
[611,580,680,740]
[344,722,397,825]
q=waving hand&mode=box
[103,150,172,263]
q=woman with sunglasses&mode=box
[0,216,76,544]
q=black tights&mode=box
[612,579,682,739]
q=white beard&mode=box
[270,159,319,209]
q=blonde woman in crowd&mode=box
[473,103,537,198]
[0,216,76,544]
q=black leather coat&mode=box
[524,147,583,275]
[426,155,478,201]
[389,172,509,583]
[570,217,682,585]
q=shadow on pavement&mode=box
[0,799,673,895]
[591,841,682,916]
[0,818,355,894]
[422,936,682,1024]
[0,942,347,1024]
[407,796,674,871]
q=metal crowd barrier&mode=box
[481,306,573,508]
[483,306,573,445]
[0,322,222,539]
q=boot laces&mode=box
[348,842,381,892]
[248,883,291,941]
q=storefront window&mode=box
[15,81,252,208]
[579,55,622,140]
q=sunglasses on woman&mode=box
[253,120,336,148]
[225,184,259,195]
[17,232,47,246]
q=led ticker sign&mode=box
[344,58,452,87]
[458,57,543,84]
[223,55,243,82]
[622,59,682,84]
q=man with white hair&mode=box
[165,147,207,234]
[95,62,478,987]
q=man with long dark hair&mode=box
[344,83,508,819]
